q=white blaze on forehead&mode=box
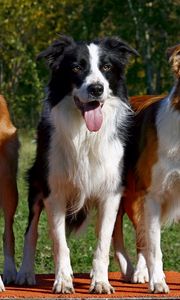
[87,43,101,74]
[87,43,109,90]
[72,42,110,112]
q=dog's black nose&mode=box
[88,84,104,98]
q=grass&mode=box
[0,130,179,275]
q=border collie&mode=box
[16,35,138,294]
[0,95,19,292]
[113,44,180,293]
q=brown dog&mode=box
[114,44,180,294]
[0,95,19,291]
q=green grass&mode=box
[0,131,179,274]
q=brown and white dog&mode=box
[113,44,180,293]
[0,95,19,291]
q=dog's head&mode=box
[38,35,138,131]
[167,44,180,78]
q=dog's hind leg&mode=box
[132,219,149,284]
[2,176,18,285]
[113,204,134,282]
[16,186,43,286]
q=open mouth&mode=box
[74,96,103,132]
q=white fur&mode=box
[49,94,127,203]
[132,252,148,284]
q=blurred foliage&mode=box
[0,0,179,128]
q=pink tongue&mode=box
[84,104,103,132]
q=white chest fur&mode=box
[48,96,129,210]
[150,99,180,222]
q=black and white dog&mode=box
[16,35,138,294]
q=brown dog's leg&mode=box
[2,177,18,284]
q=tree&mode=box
[0,0,179,127]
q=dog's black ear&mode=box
[107,37,139,56]
[37,35,75,69]
[102,37,139,66]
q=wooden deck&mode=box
[1,272,180,299]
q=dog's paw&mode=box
[53,275,74,294]
[149,278,169,294]
[16,271,36,286]
[132,267,149,283]
[0,276,5,292]
[3,265,17,284]
[121,266,134,283]
[89,281,115,294]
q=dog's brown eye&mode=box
[72,65,82,73]
[102,64,112,72]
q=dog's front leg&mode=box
[3,180,18,285]
[44,195,74,294]
[90,193,121,294]
[145,196,169,293]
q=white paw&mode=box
[3,265,17,284]
[90,281,115,294]
[16,270,36,286]
[53,275,74,294]
[0,276,5,292]
[149,278,169,293]
[90,261,114,294]
[132,267,149,283]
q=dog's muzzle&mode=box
[74,95,104,132]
